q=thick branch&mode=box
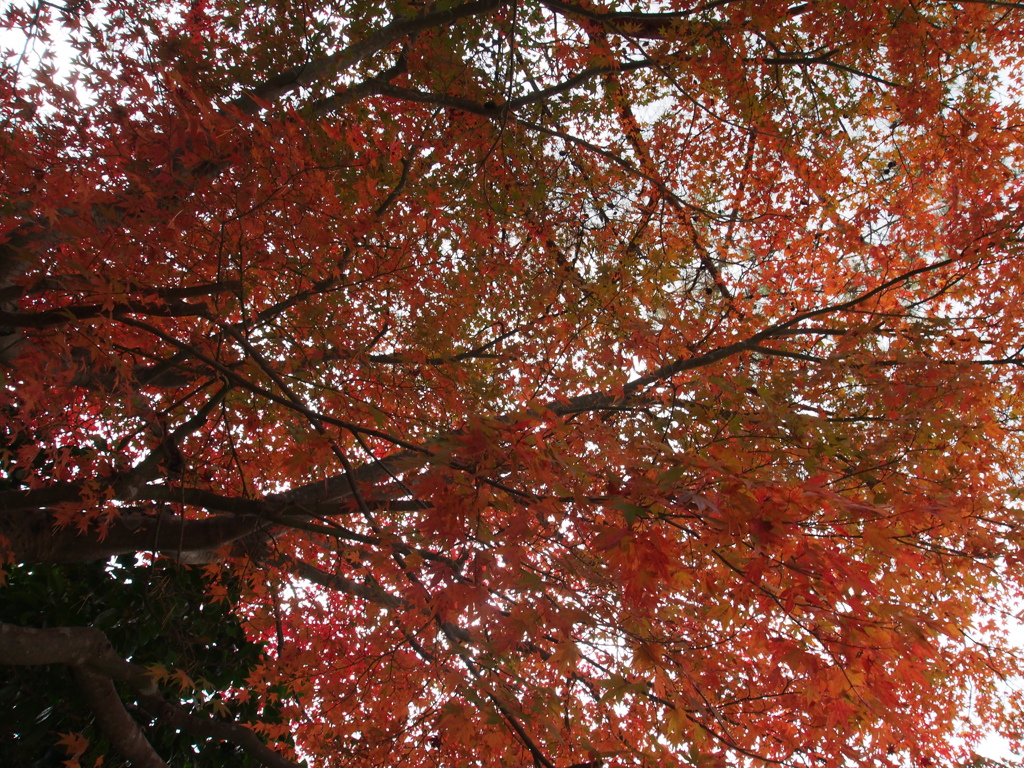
[0,509,270,563]
[266,448,427,508]
[0,298,211,330]
[0,480,268,516]
[0,622,156,693]
[0,279,241,307]
[73,666,169,768]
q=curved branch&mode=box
[115,315,429,453]
[313,57,657,119]
[73,666,170,768]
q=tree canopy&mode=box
[3,0,1024,765]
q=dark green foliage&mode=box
[0,557,285,767]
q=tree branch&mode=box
[136,693,301,768]
[539,0,712,40]
[232,0,513,115]
[277,554,408,609]
[0,622,157,692]
[73,666,170,768]
[0,509,270,564]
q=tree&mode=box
[2,0,1024,765]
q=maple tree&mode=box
[3,0,1024,765]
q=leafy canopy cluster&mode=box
[3,0,1024,766]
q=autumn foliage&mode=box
[3,0,1024,765]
